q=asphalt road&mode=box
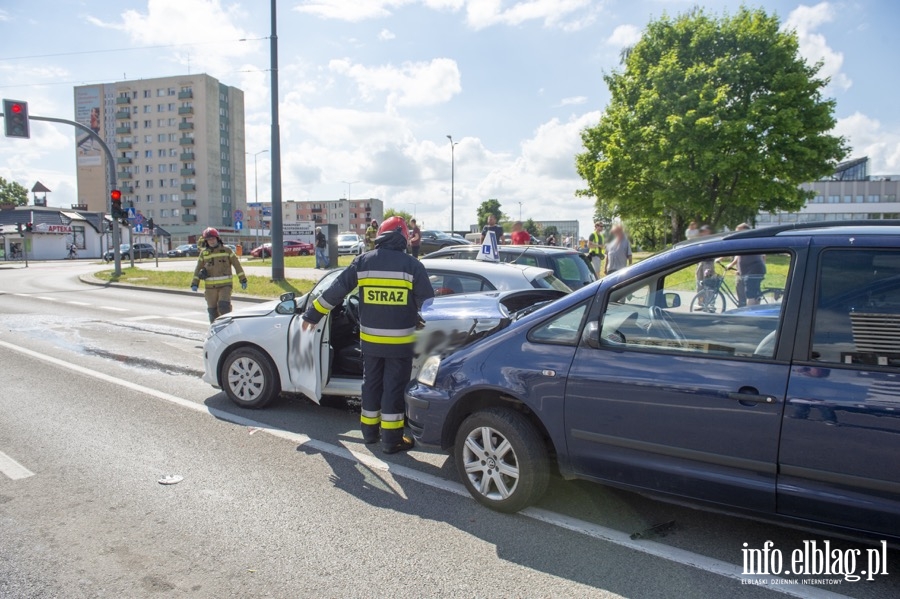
[0,260,897,598]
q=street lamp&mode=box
[447,135,458,233]
[408,202,418,219]
[341,179,359,202]
[517,201,523,221]
[246,149,269,252]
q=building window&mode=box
[854,195,864,203]
[144,135,153,143]
[144,150,152,158]
[168,103,175,111]
[157,89,166,97]
[868,195,881,203]
[143,90,151,98]
[143,120,152,128]
[146,194,153,202]
[827,195,840,204]
[885,195,897,203]
[168,88,176,96]
[173,208,180,217]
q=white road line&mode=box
[0,339,851,599]
[0,450,35,480]
[124,315,161,321]
[67,301,90,306]
[100,306,129,312]
[36,297,57,302]
[165,316,209,325]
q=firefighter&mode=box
[364,219,378,252]
[190,227,248,322]
[301,216,434,454]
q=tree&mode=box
[476,199,505,228]
[576,7,847,240]
[383,208,413,223]
[524,218,541,237]
[543,225,559,241]
[0,177,28,206]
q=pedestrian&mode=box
[510,221,531,245]
[408,218,422,258]
[191,227,247,323]
[301,216,434,454]
[685,221,700,240]
[721,223,765,306]
[546,233,556,246]
[604,224,633,275]
[588,222,605,277]
[480,214,504,245]
[695,225,715,289]
[314,227,328,268]
[365,219,378,252]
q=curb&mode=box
[78,272,271,304]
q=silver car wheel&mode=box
[462,426,520,500]
[227,356,265,401]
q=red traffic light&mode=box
[10,103,22,114]
[110,189,122,201]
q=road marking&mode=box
[0,450,35,480]
[67,301,90,306]
[124,315,162,321]
[36,297,57,302]
[100,306,129,312]
[0,339,851,599]
[165,316,209,325]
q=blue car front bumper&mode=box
[405,382,453,448]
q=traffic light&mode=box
[110,189,123,218]
[147,218,155,232]
[3,99,30,139]
[25,222,33,232]
[16,223,22,233]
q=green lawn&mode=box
[243,254,356,268]
[660,254,791,292]
[95,268,316,299]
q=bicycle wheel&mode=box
[760,287,784,304]
[690,290,726,313]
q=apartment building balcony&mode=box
[116,141,132,150]
[178,106,193,115]
[115,96,130,105]
[121,186,134,194]
[180,152,194,161]
[118,172,133,180]
[181,198,196,207]
[179,137,194,145]
[116,157,132,165]
[311,207,322,213]
[178,122,194,131]
[178,90,193,100]
[180,168,195,177]
[115,126,131,135]
[115,110,130,120]
[182,214,197,223]
[181,183,196,192]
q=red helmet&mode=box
[201,227,220,239]
[377,216,408,240]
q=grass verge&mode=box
[94,267,316,299]
[242,254,356,268]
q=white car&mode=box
[202,262,569,409]
[337,233,365,255]
[419,259,571,294]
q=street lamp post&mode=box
[408,203,418,219]
[247,149,268,252]
[446,135,457,234]
[517,201,523,221]
[341,179,359,203]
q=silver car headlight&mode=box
[208,317,234,338]
[417,355,442,387]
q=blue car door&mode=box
[779,240,900,536]
[565,243,804,513]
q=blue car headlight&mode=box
[417,355,442,387]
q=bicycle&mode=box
[690,264,784,313]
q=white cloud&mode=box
[378,28,396,41]
[0,9,10,22]
[834,112,900,174]
[328,58,461,108]
[294,0,463,22]
[606,24,641,48]
[557,96,587,107]
[783,2,851,90]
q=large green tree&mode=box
[0,177,28,206]
[576,7,847,239]
[383,208,413,223]
[476,199,505,228]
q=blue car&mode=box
[406,221,900,543]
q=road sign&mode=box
[134,223,144,233]
[126,207,136,219]
[262,207,272,216]
[233,210,243,221]
[235,221,243,231]
[248,203,262,208]
[135,213,145,225]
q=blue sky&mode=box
[1,0,899,236]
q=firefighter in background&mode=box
[191,227,248,322]
[302,216,434,454]
[364,219,378,252]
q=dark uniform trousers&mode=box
[361,356,413,445]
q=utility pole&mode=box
[341,179,358,204]
[517,201,523,221]
[269,0,285,281]
[446,135,457,233]
[247,149,268,252]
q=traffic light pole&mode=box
[26,114,122,275]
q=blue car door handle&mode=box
[728,391,776,404]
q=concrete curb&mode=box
[78,272,271,304]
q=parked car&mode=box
[167,243,199,258]
[338,233,365,255]
[405,221,900,544]
[427,244,596,289]
[419,230,471,255]
[420,259,571,295]
[104,243,155,262]
[202,261,569,409]
[251,240,313,258]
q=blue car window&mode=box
[600,253,791,359]
[811,249,900,366]
[529,302,589,345]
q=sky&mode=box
[1,0,900,237]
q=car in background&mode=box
[167,244,199,258]
[203,260,569,409]
[250,240,313,258]
[104,243,155,262]
[426,244,596,289]
[405,221,900,545]
[420,259,570,295]
[419,230,471,255]
[338,233,365,255]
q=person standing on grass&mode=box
[588,222,605,277]
[365,220,378,252]
[314,227,328,269]
[604,224,633,276]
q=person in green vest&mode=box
[364,219,378,251]
[588,221,605,277]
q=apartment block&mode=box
[249,198,384,234]
[74,74,246,240]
